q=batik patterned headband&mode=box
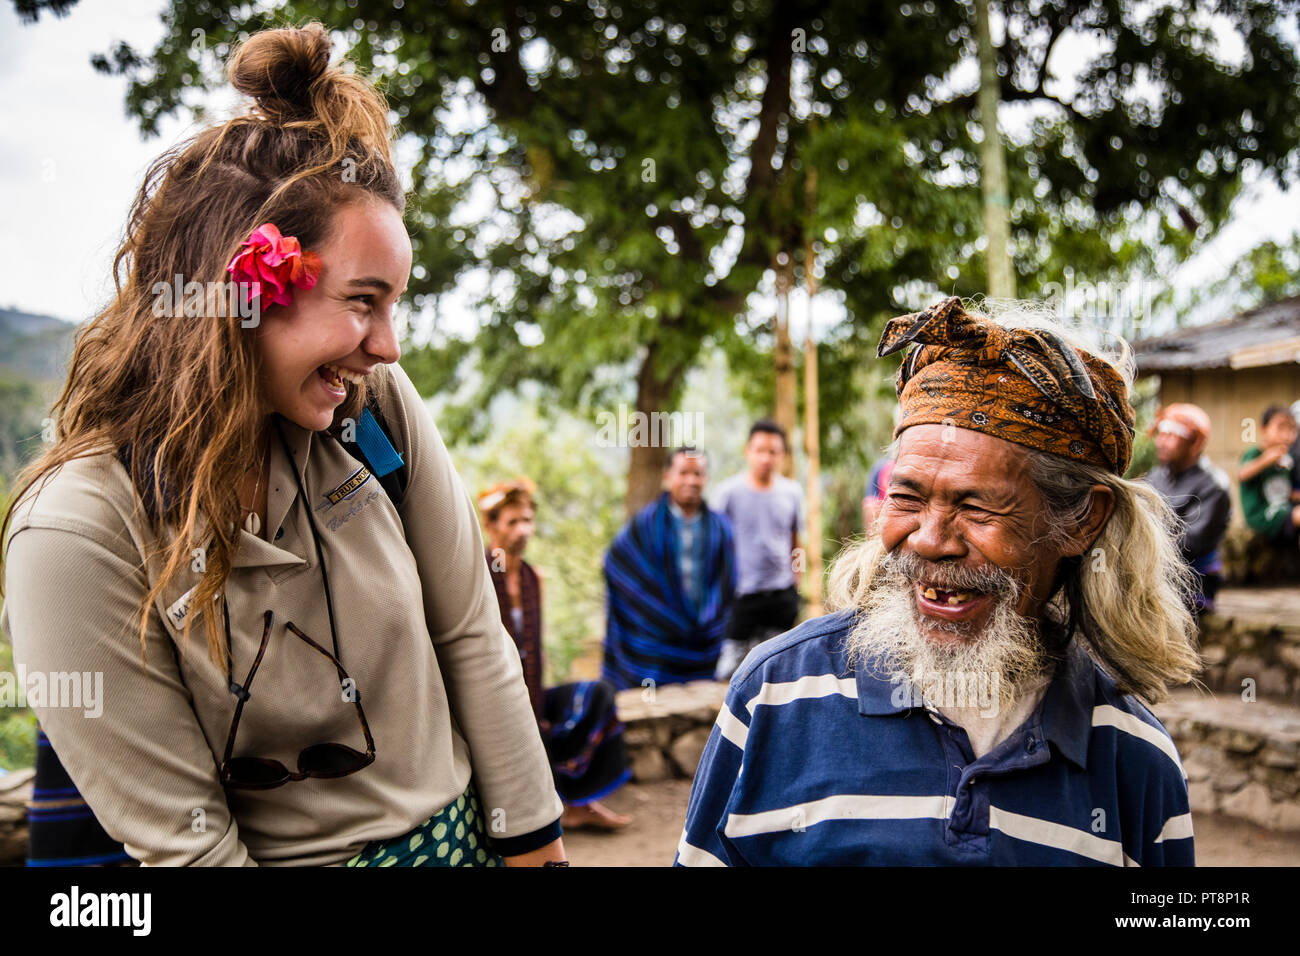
[877,297,1136,475]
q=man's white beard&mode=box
[845,549,1048,714]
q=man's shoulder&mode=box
[774,473,805,504]
[708,474,744,506]
[712,473,745,494]
[634,492,665,519]
[1078,650,1185,778]
[1143,464,1171,490]
[1195,457,1232,494]
[731,608,858,690]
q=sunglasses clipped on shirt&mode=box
[219,608,376,790]
[218,416,379,790]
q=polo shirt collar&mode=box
[854,648,913,717]
[853,618,1096,770]
[1037,637,1096,770]
[231,531,307,569]
[226,415,315,569]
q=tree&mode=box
[18,0,1300,516]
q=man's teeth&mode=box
[321,363,365,386]
[920,585,976,605]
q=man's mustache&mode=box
[880,549,1021,599]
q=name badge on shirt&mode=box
[325,465,373,505]
[166,585,221,630]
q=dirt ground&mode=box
[563,780,1300,866]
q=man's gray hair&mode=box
[828,299,1201,703]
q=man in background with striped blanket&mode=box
[602,447,737,692]
[677,298,1200,866]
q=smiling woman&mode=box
[0,23,564,868]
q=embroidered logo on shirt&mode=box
[325,465,373,505]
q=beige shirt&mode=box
[1,360,562,865]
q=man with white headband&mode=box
[1144,404,1232,614]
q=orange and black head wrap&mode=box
[877,297,1136,475]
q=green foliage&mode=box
[0,375,49,482]
[66,0,1300,499]
[0,608,36,771]
[1124,375,1162,480]
[441,394,623,682]
[1173,230,1300,327]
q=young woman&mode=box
[0,23,565,867]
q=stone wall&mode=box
[1221,524,1300,586]
[1198,588,1300,704]
[1155,691,1300,832]
[615,681,726,783]
[0,768,33,865]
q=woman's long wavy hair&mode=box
[827,301,1203,704]
[0,23,405,666]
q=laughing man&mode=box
[676,297,1201,866]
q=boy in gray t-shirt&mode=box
[708,420,804,679]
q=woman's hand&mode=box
[502,837,567,867]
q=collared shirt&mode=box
[667,498,706,610]
[1,361,561,865]
[675,609,1194,866]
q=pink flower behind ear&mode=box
[226,223,323,310]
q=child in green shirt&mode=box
[1239,405,1300,543]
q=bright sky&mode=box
[2,1,1298,342]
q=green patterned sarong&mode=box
[346,784,503,867]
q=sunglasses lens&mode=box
[299,743,372,777]
[224,757,291,788]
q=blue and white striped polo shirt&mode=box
[675,608,1194,866]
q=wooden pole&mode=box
[773,251,797,480]
[802,167,823,616]
[975,0,1015,298]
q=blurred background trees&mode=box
[5,0,1300,691]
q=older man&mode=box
[676,298,1200,867]
[1144,404,1231,614]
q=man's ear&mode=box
[1059,484,1116,558]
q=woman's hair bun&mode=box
[229,22,333,118]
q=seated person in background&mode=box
[1144,403,1231,614]
[1238,405,1300,547]
[480,478,632,831]
[602,447,737,691]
